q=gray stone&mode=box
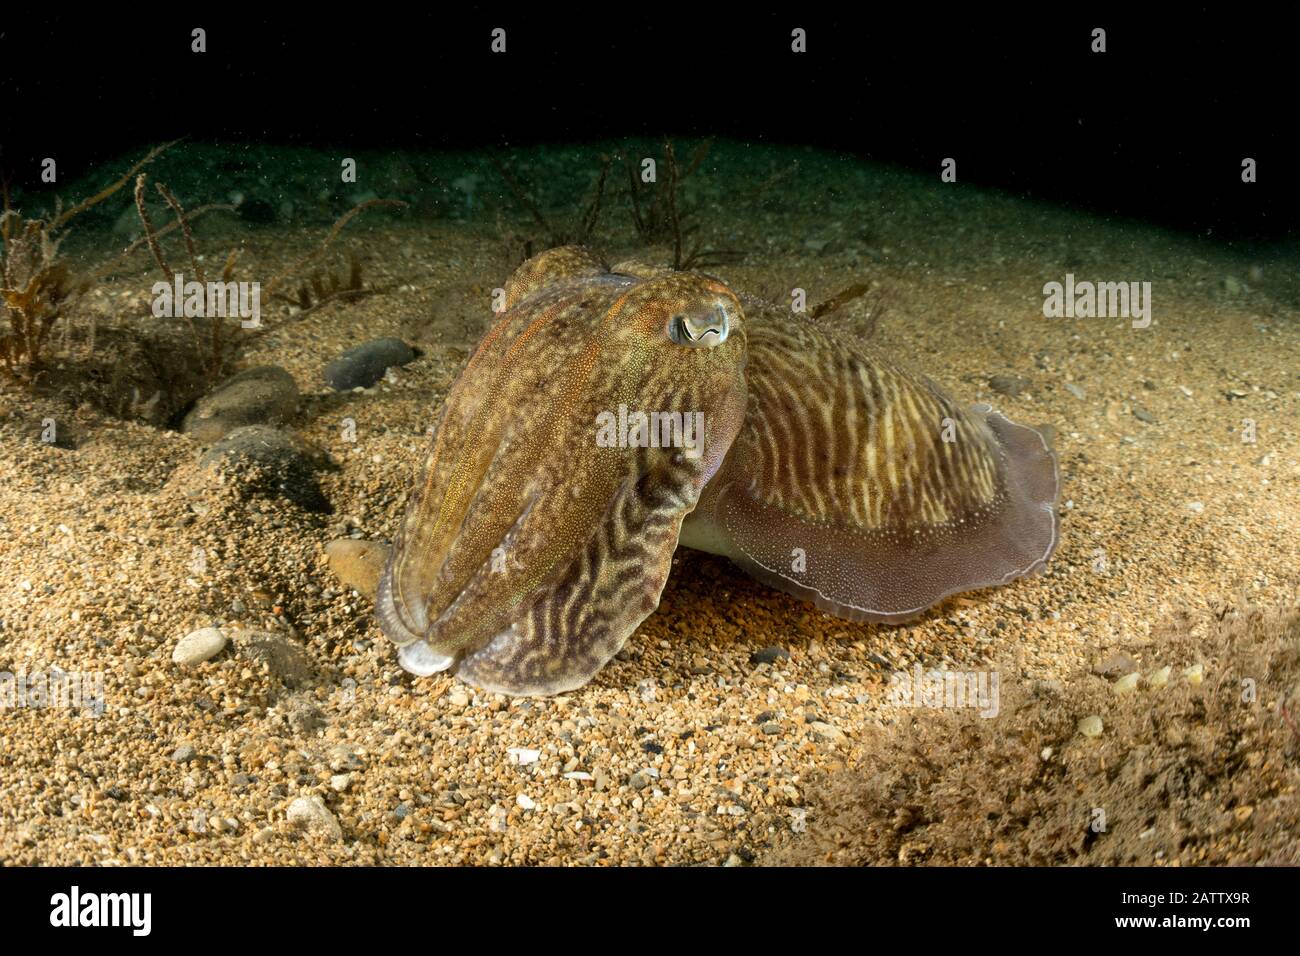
[231,630,316,684]
[286,796,343,841]
[324,337,416,390]
[182,366,299,444]
[750,646,790,665]
[199,426,328,511]
[989,374,1031,397]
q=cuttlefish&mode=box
[377,247,1059,696]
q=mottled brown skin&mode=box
[379,247,1060,695]
[377,248,749,695]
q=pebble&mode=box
[989,373,1030,397]
[1113,672,1140,694]
[181,366,299,444]
[508,747,541,766]
[324,337,416,390]
[1092,653,1137,678]
[628,772,651,790]
[515,794,536,811]
[1186,501,1205,514]
[170,743,197,763]
[325,539,389,599]
[1078,715,1104,738]
[1183,663,1204,686]
[286,796,343,842]
[1064,382,1086,400]
[330,774,352,792]
[231,630,316,684]
[750,646,790,665]
[1132,405,1157,424]
[1147,666,1172,689]
[809,721,846,742]
[172,627,228,666]
[199,426,327,511]
[328,746,365,772]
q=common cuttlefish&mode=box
[377,247,1060,696]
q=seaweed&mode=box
[3,139,404,393]
[0,142,178,382]
[627,140,743,271]
[490,153,611,259]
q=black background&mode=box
[1,6,1293,241]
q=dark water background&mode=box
[1,8,1295,244]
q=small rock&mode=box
[448,688,470,708]
[286,796,343,841]
[170,743,197,763]
[761,722,781,735]
[231,630,316,684]
[809,721,846,742]
[1064,382,1086,400]
[199,425,328,512]
[750,646,790,665]
[1183,663,1204,686]
[325,539,389,600]
[989,374,1030,397]
[328,746,365,772]
[1132,405,1157,424]
[181,366,299,444]
[1113,672,1140,694]
[515,794,536,811]
[1078,715,1104,738]
[172,627,227,666]
[329,774,352,792]
[628,772,650,791]
[1186,501,1205,514]
[1222,275,1243,296]
[324,337,416,391]
[1091,653,1137,678]
[1147,665,1172,690]
[507,747,541,766]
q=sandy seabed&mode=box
[1,151,1296,865]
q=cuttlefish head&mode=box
[377,247,748,696]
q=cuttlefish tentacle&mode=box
[680,312,1059,622]
[380,246,1060,696]
[378,246,749,695]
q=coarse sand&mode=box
[1,151,1296,865]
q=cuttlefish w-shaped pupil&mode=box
[378,245,1061,697]
[671,305,730,347]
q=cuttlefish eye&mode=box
[668,303,730,347]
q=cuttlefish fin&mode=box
[682,320,1060,622]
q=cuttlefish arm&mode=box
[377,247,749,695]
[681,309,1060,622]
